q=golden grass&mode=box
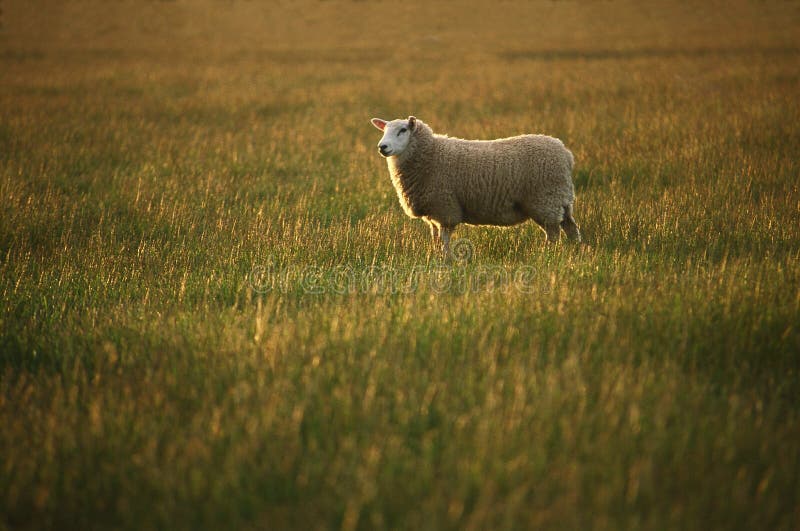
[1,1,799,529]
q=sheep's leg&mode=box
[560,205,582,242]
[561,217,581,242]
[440,226,453,260]
[544,224,561,244]
[426,219,441,246]
[525,205,561,245]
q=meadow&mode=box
[1,1,799,529]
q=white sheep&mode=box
[370,116,581,257]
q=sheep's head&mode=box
[370,116,417,157]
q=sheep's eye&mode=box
[398,128,407,136]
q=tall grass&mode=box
[2,1,799,529]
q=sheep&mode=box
[370,115,581,258]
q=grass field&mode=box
[2,1,800,529]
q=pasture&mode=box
[1,1,799,529]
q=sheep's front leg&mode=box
[425,219,441,247]
[425,219,453,260]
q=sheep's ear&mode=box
[407,116,417,130]
[371,118,387,131]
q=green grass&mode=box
[2,1,800,529]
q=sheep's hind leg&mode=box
[544,223,561,244]
[525,205,561,244]
[560,206,582,242]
